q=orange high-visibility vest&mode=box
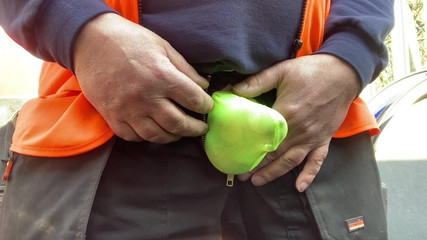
[10,0,379,157]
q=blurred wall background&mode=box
[0,27,40,97]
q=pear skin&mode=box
[205,92,288,174]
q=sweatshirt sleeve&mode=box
[315,0,394,89]
[0,0,116,72]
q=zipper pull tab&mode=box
[2,152,17,182]
[226,174,235,187]
[291,39,303,58]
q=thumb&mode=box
[232,65,282,98]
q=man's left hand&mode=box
[232,54,360,192]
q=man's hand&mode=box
[233,54,360,192]
[73,13,213,143]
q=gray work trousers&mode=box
[0,118,387,239]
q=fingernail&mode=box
[297,182,308,192]
[252,176,266,186]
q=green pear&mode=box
[205,91,288,174]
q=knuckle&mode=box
[187,95,205,111]
[181,89,212,114]
[266,151,279,161]
[140,128,161,142]
[260,173,275,183]
[277,148,306,170]
[307,158,324,176]
[314,157,325,167]
[148,63,177,85]
[131,119,159,142]
[165,115,188,135]
[282,104,301,121]
[113,127,138,142]
[252,74,265,87]
[278,156,299,170]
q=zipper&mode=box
[201,74,211,146]
[2,152,17,182]
[136,1,234,188]
[200,75,234,187]
[135,1,307,188]
[137,0,144,25]
[290,0,308,58]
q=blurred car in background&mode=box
[367,69,427,240]
[0,97,28,127]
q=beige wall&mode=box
[0,27,40,96]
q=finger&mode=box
[154,100,209,137]
[237,153,276,181]
[251,147,307,186]
[232,63,283,98]
[165,46,210,89]
[237,173,252,181]
[295,144,329,192]
[132,116,181,143]
[109,120,144,142]
[166,73,214,115]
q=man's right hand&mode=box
[73,13,213,143]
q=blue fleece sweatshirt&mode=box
[0,0,394,88]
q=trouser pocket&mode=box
[0,138,115,240]
[306,132,387,240]
[0,114,16,205]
